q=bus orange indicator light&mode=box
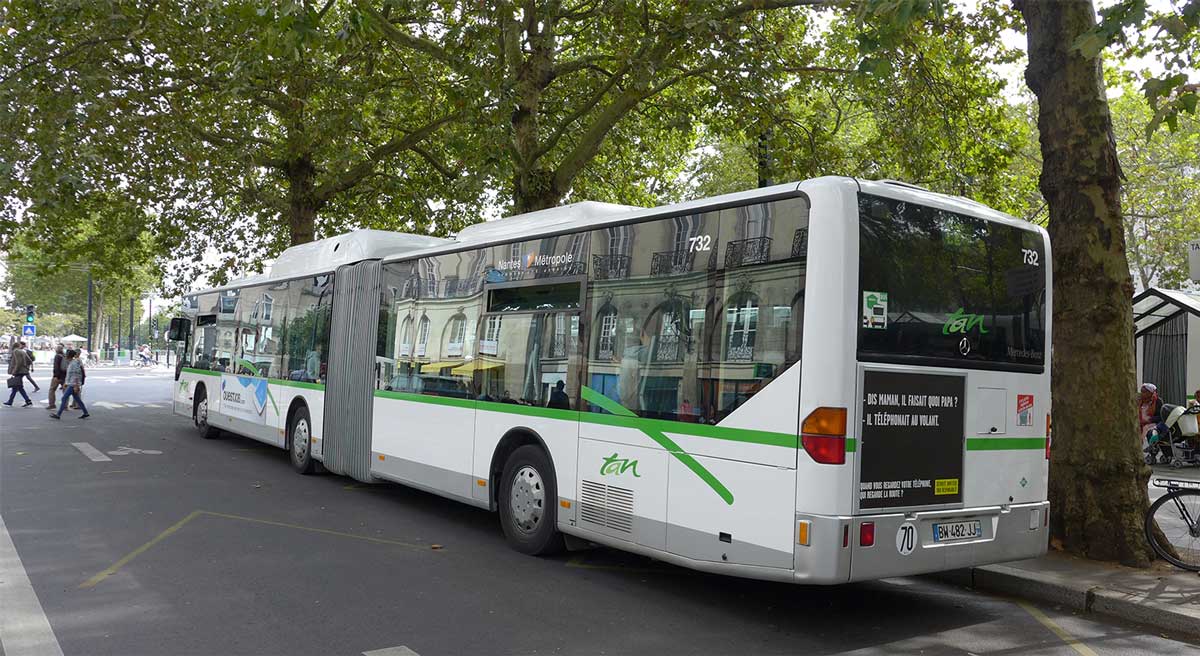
[378,454,385,461]
[477,479,487,487]
[560,500,571,509]
[802,407,847,436]
[797,520,811,546]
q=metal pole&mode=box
[86,271,93,353]
[128,297,134,351]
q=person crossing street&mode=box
[5,341,33,407]
[47,344,66,411]
[49,349,89,419]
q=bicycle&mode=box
[1145,477,1200,571]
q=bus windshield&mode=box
[857,193,1046,372]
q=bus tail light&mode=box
[802,407,847,465]
[1045,413,1052,460]
[859,521,875,547]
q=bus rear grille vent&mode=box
[579,480,634,533]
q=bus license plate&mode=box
[932,520,981,543]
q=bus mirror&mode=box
[167,317,191,342]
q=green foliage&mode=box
[0,0,488,292]
[685,4,1041,220]
[1110,85,1200,289]
[1079,0,1199,132]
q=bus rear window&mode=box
[857,194,1046,372]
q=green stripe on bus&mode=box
[270,379,326,391]
[374,389,796,449]
[965,437,1047,451]
[580,386,734,505]
[181,367,220,377]
[844,438,857,453]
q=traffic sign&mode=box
[22,324,36,337]
[1189,240,1200,282]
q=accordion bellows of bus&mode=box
[169,176,1050,584]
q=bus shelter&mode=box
[1133,287,1200,406]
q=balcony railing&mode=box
[791,228,809,260]
[650,250,695,276]
[443,278,477,297]
[592,254,631,280]
[727,344,755,362]
[725,237,772,268]
[653,334,682,362]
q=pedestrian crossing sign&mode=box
[22,324,36,336]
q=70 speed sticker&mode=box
[896,522,917,555]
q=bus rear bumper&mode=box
[794,501,1049,584]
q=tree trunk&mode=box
[287,158,318,246]
[1019,0,1154,566]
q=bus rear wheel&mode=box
[194,387,220,439]
[288,406,316,475]
[499,445,564,555]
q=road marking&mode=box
[107,446,163,456]
[71,442,113,462]
[0,513,66,656]
[94,401,124,409]
[80,510,432,589]
[363,647,421,656]
[1017,600,1100,656]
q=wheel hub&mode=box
[293,418,309,462]
[509,465,545,533]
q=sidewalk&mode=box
[938,552,1200,638]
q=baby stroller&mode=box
[1146,403,1200,468]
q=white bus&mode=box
[169,177,1050,583]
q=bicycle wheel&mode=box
[1145,489,1200,571]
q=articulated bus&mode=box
[169,177,1051,583]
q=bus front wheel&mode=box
[499,445,565,556]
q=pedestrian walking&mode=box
[5,341,33,407]
[20,342,41,392]
[47,344,66,411]
[50,349,89,419]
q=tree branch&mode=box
[354,0,469,74]
[312,108,470,203]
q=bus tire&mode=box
[498,445,564,556]
[193,386,220,440]
[288,405,316,475]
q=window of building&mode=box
[725,294,759,362]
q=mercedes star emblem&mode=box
[959,337,971,356]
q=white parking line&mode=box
[71,442,113,462]
[0,513,66,656]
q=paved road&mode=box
[1,367,1197,656]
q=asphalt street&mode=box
[1,366,1197,656]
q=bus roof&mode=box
[188,177,1036,296]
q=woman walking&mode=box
[50,349,89,419]
[5,341,33,407]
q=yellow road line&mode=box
[200,510,428,551]
[79,510,432,589]
[1017,600,1100,656]
[79,511,203,589]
